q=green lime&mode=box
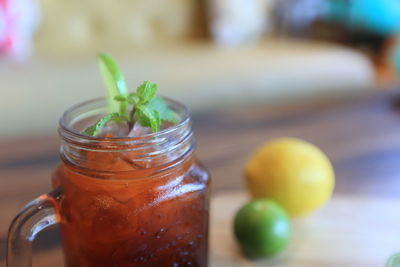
[234,199,291,258]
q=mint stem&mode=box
[128,106,136,129]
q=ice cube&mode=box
[98,121,130,137]
[128,123,152,137]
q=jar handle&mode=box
[7,188,61,267]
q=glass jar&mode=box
[7,97,211,267]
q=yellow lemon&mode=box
[245,138,335,217]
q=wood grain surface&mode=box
[1,90,400,266]
[210,192,400,267]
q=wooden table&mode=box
[2,91,400,266]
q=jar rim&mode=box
[58,97,195,175]
[59,96,191,145]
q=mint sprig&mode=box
[81,54,177,137]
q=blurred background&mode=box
[2,1,400,265]
[1,0,400,138]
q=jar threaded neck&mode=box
[58,97,195,173]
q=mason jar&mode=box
[7,97,211,267]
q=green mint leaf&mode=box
[81,125,97,137]
[98,53,128,114]
[137,81,157,105]
[148,97,178,123]
[135,105,161,132]
[82,113,128,136]
[126,93,139,105]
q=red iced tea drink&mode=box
[54,98,210,267]
[6,56,210,267]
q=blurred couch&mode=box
[35,0,206,53]
[0,0,375,138]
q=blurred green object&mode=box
[233,199,291,258]
[326,0,400,35]
[387,253,400,267]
